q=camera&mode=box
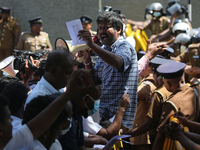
[11,49,47,74]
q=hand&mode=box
[192,66,200,75]
[190,78,200,86]
[145,40,167,60]
[184,66,193,74]
[83,50,92,64]
[164,122,184,140]
[24,56,39,76]
[66,70,91,99]
[78,30,94,47]
[118,93,130,112]
[173,110,188,126]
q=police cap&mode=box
[150,57,174,72]
[157,62,186,79]
[160,47,174,59]
[28,16,43,25]
[80,15,92,23]
[1,7,11,14]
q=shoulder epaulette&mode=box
[188,43,200,49]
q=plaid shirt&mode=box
[95,37,138,129]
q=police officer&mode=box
[0,7,20,61]
[153,61,200,149]
[175,31,200,78]
[16,16,52,53]
[127,56,173,150]
[80,15,96,36]
[143,3,171,38]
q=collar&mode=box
[104,36,123,52]
[40,76,60,93]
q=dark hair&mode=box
[97,11,123,36]
[45,50,73,72]
[0,94,9,124]
[2,82,29,115]
[23,93,68,129]
[0,76,20,92]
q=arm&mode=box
[174,110,200,134]
[14,31,20,48]
[138,40,167,76]
[153,104,176,150]
[165,122,200,150]
[84,134,108,147]
[27,70,88,139]
[127,19,145,27]
[127,117,154,137]
[97,93,130,140]
[78,30,123,68]
[45,34,53,52]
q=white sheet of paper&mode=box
[66,19,86,46]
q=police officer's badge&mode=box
[144,81,151,85]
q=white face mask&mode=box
[146,14,152,20]
[180,45,187,53]
[153,12,161,18]
[123,23,126,32]
[61,118,72,135]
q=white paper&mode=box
[66,19,86,46]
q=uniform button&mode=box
[1,38,3,40]
[3,25,6,28]
[136,124,138,126]
[2,34,4,36]
[3,29,5,32]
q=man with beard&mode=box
[78,11,138,130]
[16,16,52,52]
[0,7,20,61]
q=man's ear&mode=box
[167,80,172,88]
[116,27,121,34]
[49,66,57,76]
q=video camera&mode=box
[11,49,47,74]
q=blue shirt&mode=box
[95,37,138,129]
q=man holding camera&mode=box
[16,16,52,53]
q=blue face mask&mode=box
[153,12,161,18]
[84,94,100,116]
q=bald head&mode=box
[45,50,73,72]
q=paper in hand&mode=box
[66,19,86,46]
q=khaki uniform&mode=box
[170,43,181,57]
[175,43,200,78]
[0,16,20,61]
[16,31,52,53]
[157,84,200,133]
[146,85,172,140]
[129,74,156,149]
[144,16,170,35]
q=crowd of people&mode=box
[0,0,200,150]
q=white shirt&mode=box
[11,115,22,131]
[82,116,102,135]
[49,139,62,150]
[5,125,34,150]
[25,76,60,108]
[24,76,63,150]
[22,140,47,150]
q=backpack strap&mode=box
[192,87,199,121]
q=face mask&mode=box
[146,14,152,20]
[61,118,72,135]
[180,45,186,53]
[84,94,100,116]
[153,12,161,18]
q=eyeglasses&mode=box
[83,94,95,110]
[98,26,113,31]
